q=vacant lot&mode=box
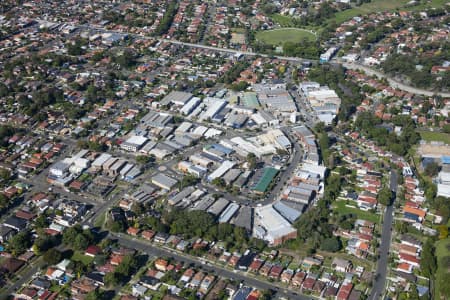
[256,28,316,45]
[419,131,450,145]
[71,251,94,266]
[333,200,380,223]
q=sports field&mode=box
[255,28,316,45]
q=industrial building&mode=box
[160,91,193,107]
[49,160,71,177]
[218,202,240,223]
[299,82,341,125]
[180,97,202,116]
[231,206,253,231]
[168,187,196,206]
[253,83,297,112]
[121,135,148,152]
[151,173,178,190]
[251,167,279,195]
[191,195,216,211]
[91,153,112,172]
[207,198,230,216]
[253,205,297,246]
[199,98,228,122]
[207,160,235,182]
[273,201,302,223]
[139,110,173,129]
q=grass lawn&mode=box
[94,211,106,228]
[318,250,374,271]
[231,27,246,34]
[270,14,295,27]
[333,200,380,224]
[71,251,94,266]
[434,238,450,300]
[419,131,450,145]
[255,28,316,45]
[333,0,448,24]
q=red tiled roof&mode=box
[85,245,102,256]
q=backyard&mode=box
[333,200,381,224]
[71,251,94,266]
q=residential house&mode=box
[331,258,353,273]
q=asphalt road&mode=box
[264,129,303,205]
[0,258,44,300]
[60,20,450,98]
[389,170,398,193]
[342,62,450,98]
[111,233,314,300]
[369,170,397,300]
[34,18,316,65]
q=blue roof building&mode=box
[441,156,450,164]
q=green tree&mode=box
[86,84,98,103]
[230,81,249,91]
[131,202,144,216]
[395,221,409,235]
[259,289,274,300]
[154,2,178,36]
[212,177,226,187]
[67,39,85,56]
[136,155,150,165]
[104,271,121,287]
[73,234,89,251]
[0,193,9,209]
[424,162,440,177]
[107,219,127,233]
[115,254,137,277]
[438,225,448,240]
[0,83,9,97]
[377,187,392,206]
[438,268,450,297]
[8,230,32,256]
[320,237,341,252]
[246,153,257,169]
[443,124,450,134]
[0,168,11,181]
[420,238,436,278]
[33,234,57,253]
[63,225,82,245]
[180,174,199,188]
[43,248,62,265]
[408,283,420,300]
[34,214,49,229]
[85,290,106,300]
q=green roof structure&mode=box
[252,167,279,194]
[242,92,260,108]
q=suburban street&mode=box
[342,62,450,98]
[0,17,425,300]
[264,129,303,205]
[35,18,450,98]
[369,170,397,300]
[111,233,314,300]
[0,258,44,300]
